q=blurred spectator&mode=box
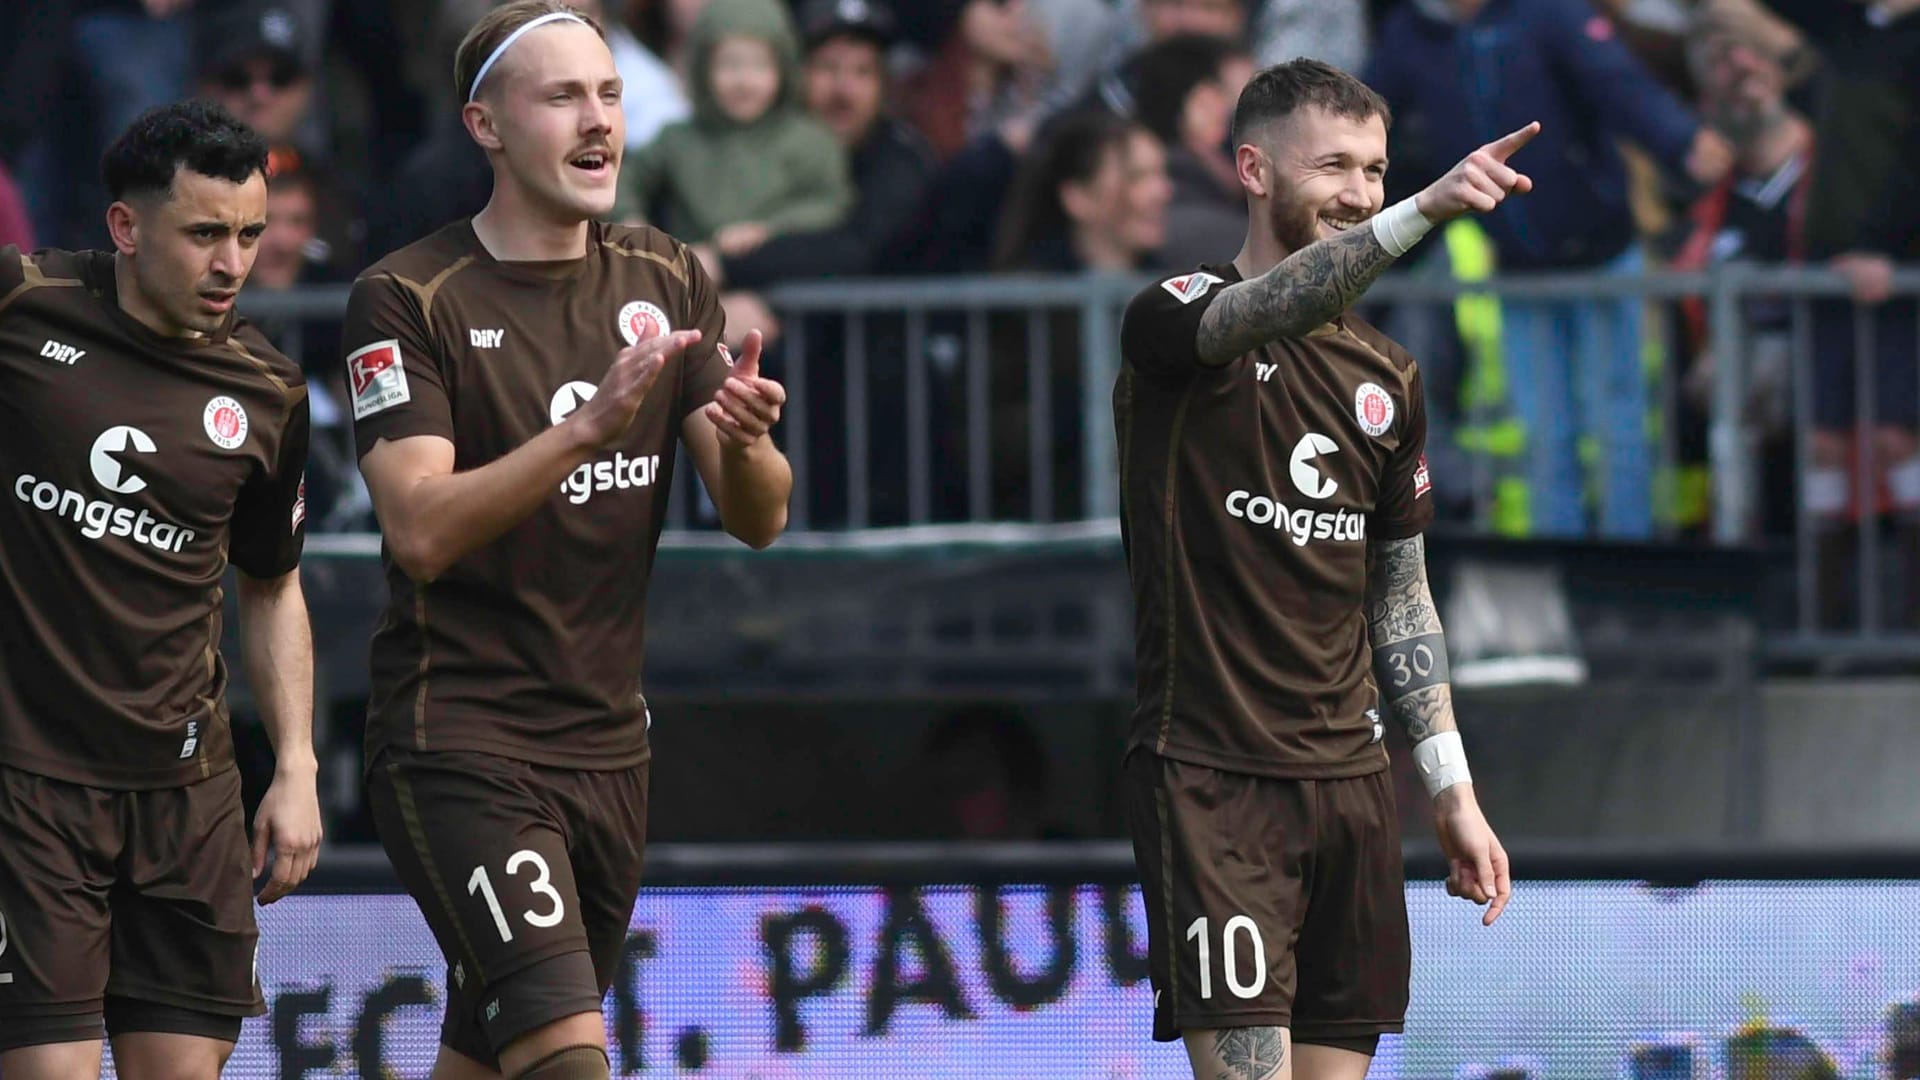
[0,163,34,252]
[1368,0,1732,540]
[588,0,693,149]
[628,0,712,74]
[1101,0,1362,76]
[993,111,1167,273]
[912,704,1063,840]
[900,0,1082,162]
[1784,0,1920,624]
[1250,0,1368,73]
[195,3,317,151]
[704,0,933,289]
[1666,12,1816,537]
[987,113,1168,519]
[617,0,853,273]
[1101,0,1250,71]
[248,161,369,531]
[1127,34,1253,268]
[362,0,499,262]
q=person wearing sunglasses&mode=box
[195,3,315,149]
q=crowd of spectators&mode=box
[1,0,1915,556]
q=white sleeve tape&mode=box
[1411,730,1472,797]
[1370,197,1434,258]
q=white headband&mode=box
[467,11,588,103]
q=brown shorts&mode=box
[1123,750,1410,1045]
[367,748,648,1068]
[0,765,263,1051]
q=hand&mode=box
[1433,784,1511,926]
[1686,126,1735,185]
[720,290,781,351]
[252,767,322,905]
[1833,251,1896,305]
[1415,122,1538,223]
[715,222,771,258]
[704,329,786,449]
[571,330,699,449]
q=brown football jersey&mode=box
[346,220,731,771]
[1116,264,1434,779]
[0,247,309,789]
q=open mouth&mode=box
[1319,216,1363,234]
[200,290,237,309]
[569,150,612,175]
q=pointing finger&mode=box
[1486,121,1541,162]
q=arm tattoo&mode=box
[1211,1028,1286,1080]
[1367,536,1458,745]
[1196,225,1399,364]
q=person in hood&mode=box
[615,0,852,261]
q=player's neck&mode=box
[472,188,590,263]
[1231,220,1290,282]
[111,253,201,340]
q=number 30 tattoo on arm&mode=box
[1366,535,1456,745]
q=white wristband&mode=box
[1411,730,1472,798]
[1370,197,1434,258]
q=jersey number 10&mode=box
[1185,915,1268,1000]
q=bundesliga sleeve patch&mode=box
[1413,454,1432,498]
[348,339,411,420]
[1160,272,1225,305]
[291,473,307,532]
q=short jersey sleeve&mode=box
[344,272,454,459]
[0,247,26,323]
[1372,365,1434,539]
[676,242,732,420]
[1120,269,1232,379]
[230,391,310,578]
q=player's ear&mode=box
[105,200,140,257]
[463,100,505,152]
[1235,144,1271,199]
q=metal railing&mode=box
[242,264,1920,651]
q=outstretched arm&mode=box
[1194,121,1542,367]
[1367,534,1511,924]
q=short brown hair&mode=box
[454,0,606,104]
[1230,58,1391,147]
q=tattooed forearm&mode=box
[1210,1028,1286,1080]
[1196,224,1399,364]
[1392,682,1455,742]
[1366,535,1440,644]
[1368,536,1458,745]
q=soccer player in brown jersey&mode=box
[0,101,322,1079]
[1115,60,1536,1080]
[342,3,792,1079]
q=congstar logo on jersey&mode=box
[1224,432,1366,546]
[12,426,198,552]
[549,382,660,505]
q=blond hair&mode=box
[454,0,606,104]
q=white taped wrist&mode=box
[1412,731,1472,797]
[1370,198,1433,258]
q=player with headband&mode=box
[342,2,792,1078]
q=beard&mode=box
[1265,187,1326,256]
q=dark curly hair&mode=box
[101,100,270,203]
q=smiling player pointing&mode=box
[343,3,792,1078]
[1116,60,1531,1080]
